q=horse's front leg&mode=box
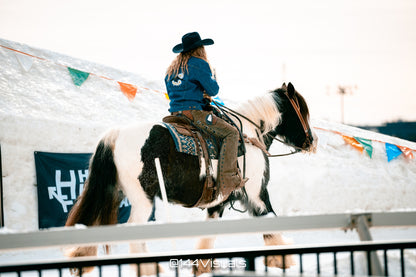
[263,233,295,269]
[246,186,296,269]
[193,205,225,275]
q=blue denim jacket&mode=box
[165,57,219,113]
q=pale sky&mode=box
[1,0,415,125]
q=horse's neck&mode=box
[225,108,259,138]
[232,95,281,138]
[239,118,259,137]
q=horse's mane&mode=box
[235,93,281,137]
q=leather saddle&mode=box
[161,114,269,207]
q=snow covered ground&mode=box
[1,38,416,276]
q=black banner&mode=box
[34,151,131,229]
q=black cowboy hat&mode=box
[172,32,214,53]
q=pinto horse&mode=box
[65,82,317,275]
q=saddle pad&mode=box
[162,122,219,159]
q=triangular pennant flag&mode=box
[14,52,33,72]
[354,137,373,158]
[397,146,414,159]
[385,143,402,162]
[342,135,363,153]
[118,82,137,102]
[68,67,90,87]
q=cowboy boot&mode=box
[219,170,248,199]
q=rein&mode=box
[212,101,265,132]
[212,94,310,157]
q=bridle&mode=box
[282,91,312,150]
[212,91,312,157]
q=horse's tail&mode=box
[66,129,121,227]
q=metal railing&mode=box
[1,212,415,252]
[1,212,415,276]
[0,240,415,276]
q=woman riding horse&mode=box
[65,33,317,275]
[165,31,247,199]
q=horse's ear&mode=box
[287,82,295,98]
[282,82,287,89]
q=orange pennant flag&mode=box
[118,82,138,102]
[397,146,414,159]
[342,135,363,153]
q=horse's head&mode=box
[269,82,317,153]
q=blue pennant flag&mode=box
[385,143,402,162]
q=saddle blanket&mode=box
[162,122,219,159]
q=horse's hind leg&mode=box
[193,205,225,276]
[246,186,295,269]
[263,233,295,269]
[116,165,159,276]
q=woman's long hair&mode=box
[166,46,209,80]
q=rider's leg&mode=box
[190,110,244,198]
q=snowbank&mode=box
[268,119,416,216]
[0,38,168,230]
[1,38,415,232]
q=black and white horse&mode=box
[66,82,317,275]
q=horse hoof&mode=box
[193,259,212,276]
[69,266,95,276]
[130,263,163,276]
[264,254,296,269]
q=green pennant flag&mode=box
[354,137,373,158]
[67,67,90,86]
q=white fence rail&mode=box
[1,211,415,252]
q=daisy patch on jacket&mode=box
[172,72,184,86]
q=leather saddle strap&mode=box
[187,130,216,208]
[180,121,212,183]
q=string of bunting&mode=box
[0,44,169,101]
[314,127,415,162]
[2,44,415,162]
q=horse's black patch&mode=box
[271,86,313,150]
[139,125,206,207]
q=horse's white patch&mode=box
[235,93,281,138]
[310,124,319,153]
[240,145,267,212]
[113,122,155,224]
[199,158,218,180]
[199,194,225,209]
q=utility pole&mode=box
[337,85,356,124]
[282,63,286,84]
